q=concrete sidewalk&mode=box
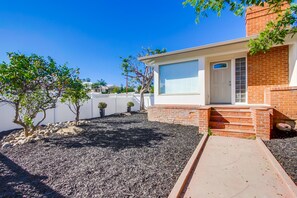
[181,136,294,198]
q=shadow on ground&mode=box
[271,129,297,139]
[47,127,169,151]
[0,153,64,198]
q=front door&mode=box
[210,61,231,104]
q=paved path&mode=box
[182,136,293,198]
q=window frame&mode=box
[234,57,247,104]
[158,59,200,96]
[212,62,228,70]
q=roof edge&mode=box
[138,36,256,62]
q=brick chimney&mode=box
[245,3,290,36]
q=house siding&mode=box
[247,45,289,104]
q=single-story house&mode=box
[139,4,297,140]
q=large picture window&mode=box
[159,60,199,94]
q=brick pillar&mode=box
[252,107,273,140]
[198,107,211,134]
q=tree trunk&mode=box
[76,106,80,125]
[24,127,29,137]
[140,90,145,111]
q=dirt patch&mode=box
[0,113,202,197]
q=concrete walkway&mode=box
[181,136,294,198]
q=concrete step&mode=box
[210,129,256,139]
[209,121,255,131]
[210,115,253,123]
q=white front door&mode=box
[210,61,231,104]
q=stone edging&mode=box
[168,133,209,198]
[256,138,297,197]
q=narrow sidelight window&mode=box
[235,58,246,103]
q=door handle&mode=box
[229,81,231,86]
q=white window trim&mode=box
[157,57,201,96]
[234,56,248,105]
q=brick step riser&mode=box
[211,130,256,139]
[211,108,251,111]
[209,122,255,131]
[210,116,253,123]
[211,111,251,117]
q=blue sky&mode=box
[0,0,245,85]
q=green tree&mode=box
[92,79,107,93]
[0,53,75,136]
[121,48,166,111]
[82,78,91,82]
[61,78,90,124]
[111,86,120,93]
[183,0,297,54]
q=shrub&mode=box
[127,102,135,107]
[98,102,107,109]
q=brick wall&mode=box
[246,3,290,36]
[247,45,289,104]
[251,107,273,140]
[198,107,211,133]
[147,105,200,126]
[266,86,297,128]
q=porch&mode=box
[148,104,273,140]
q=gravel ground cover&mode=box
[264,130,297,184]
[0,113,202,198]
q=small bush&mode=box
[127,102,135,107]
[98,102,107,109]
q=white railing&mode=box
[0,93,154,132]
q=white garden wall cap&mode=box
[138,36,255,62]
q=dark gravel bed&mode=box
[0,113,202,198]
[264,130,297,184]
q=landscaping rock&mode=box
[1,142,12,149]
[56,126,84,135]
[265,129,297,184]
[0,113,202,197]
[276,123,292,132]
[0,120,89,147]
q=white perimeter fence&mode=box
[0,93,154,132]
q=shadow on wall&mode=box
[46,124,168,152]
[272,109,297,139]
[0,153,64,198]
[273,109,296,128]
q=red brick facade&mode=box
[251,107,273,140]
[198,107,211,133]
[147,105,200,126]
[265,86,297,128]
[247,45,289,104]
[246,3,290,36]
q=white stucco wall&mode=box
[289,42,297,86]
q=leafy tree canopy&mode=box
[183,0,297,54]
[120,48,166,110]
[61,77,90,123]
[0,52,76,136]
